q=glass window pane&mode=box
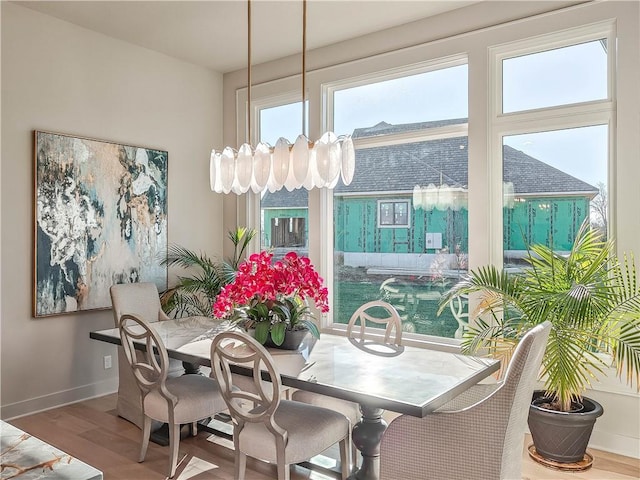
[502,40,608,113]
[333,136,469,339]
[259,101,306,146]
[502,125,608,267]
[334,64,468,136]
[259,102,308,255]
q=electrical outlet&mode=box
[103,355,112,369]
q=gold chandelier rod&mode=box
[247,0,252,144]
[301,0,307,137]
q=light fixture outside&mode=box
[210,0,355,195]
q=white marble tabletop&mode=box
[91,316,498,416]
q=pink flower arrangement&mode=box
[213,251,328,345]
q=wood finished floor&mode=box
[7,394,639,480]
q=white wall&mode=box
[222,1,640,458]
[0,3,224,418]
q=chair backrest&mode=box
[347,300,402,345]
[210,331,284,435]
[110,282,167,328]
[449,294,469,339]
[499,320,551,478]
[118,313,174,403]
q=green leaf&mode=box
[271,322,286,346]
[298,319,320,339]
[254,321,270,344]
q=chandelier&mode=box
[413,184,468,211]
[210,0,355,195]
[412,181,516,211]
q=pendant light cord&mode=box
[247,0,252,144]
[302,0,307,137]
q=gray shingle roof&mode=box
[261,120,598,208]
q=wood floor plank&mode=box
[7,394,639,480]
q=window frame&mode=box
[488,20,616,265]
[230,4,632,350]
[321,56,470,347]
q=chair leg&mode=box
[276,436,289,480]
[235,448,247,480]
[191,421,198,436]
[339,438,350,480]
[351,440,359,470]
[276,460,290,480]
[168,422,181,479]
[139,415,151,463]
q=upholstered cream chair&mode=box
[379,321,552,480]
[292,300,402,466]
[210,330,351,480]
[110,282,180,428]
[119,313,227,478]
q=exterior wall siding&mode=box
[335,196,469,254]
[504,196,591,252]
[266,195,590,255]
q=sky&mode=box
[260,39,608,189]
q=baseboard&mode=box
[590,428,640,459]
[1,378,118,420]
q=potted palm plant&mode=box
[160,227,256,317]
[439,221,640,465]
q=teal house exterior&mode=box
[261,120,598,262]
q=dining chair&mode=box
[210,330,351,480]
[118,313,227,479]
[292,300,402,466]
[110,282,182,429]
[346,300,403,346]
[379,321,552,480]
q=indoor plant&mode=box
[438,221,640,464]
[160,227,256,317]
[213,250,328,348]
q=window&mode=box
[258,101,309,256]
[502,39,608,113]
[330,61,469,342]
[502,126,608,265]
[495,24,613,268]
[236,8,627,348]
[270,217,306,248]
[378,200,410,227]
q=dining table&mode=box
[90,316,499,480]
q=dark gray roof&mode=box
[352,119,466,139]
[261,120,598,208]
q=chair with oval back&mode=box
[210,330,350,480]
[118,313,228,478]
[292,300,402,467]
[110,282,183,429]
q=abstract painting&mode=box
[33,131,168,317]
